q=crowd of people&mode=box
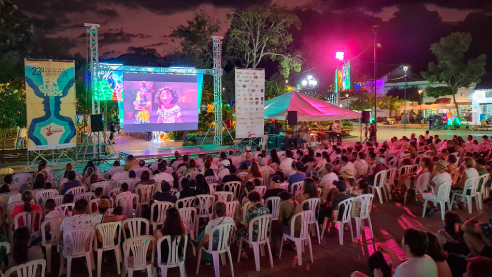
[1,130,492,276]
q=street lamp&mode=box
[301,76,317,90]
[418,89,423,118]
[403,66,408,130]
[345,93,349,108]
[285,80,288,84]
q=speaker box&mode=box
[361,111,371,124]
[267,136,277,148]
[277,137,286,148]
[90,114,104,132]
[287,111,298,126]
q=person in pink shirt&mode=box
[11,191,43,230]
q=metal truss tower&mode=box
[85,23,101,159]
[212,36,224,146]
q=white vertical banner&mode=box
[235,68,265,139]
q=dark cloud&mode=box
[142,42,168,47]
[96,8,119,18]
[101,50,121,59]
[75,28,151,45]
[322,0,492,12]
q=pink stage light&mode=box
[335,52,344,61]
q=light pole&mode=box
[345,93,349,108]
[403,66,408,130]
[418,89,423,118]
[301,75,317,91]
[373,25,378,140]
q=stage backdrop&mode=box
[24,60,77,150]
[235,68,265,138]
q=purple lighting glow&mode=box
[335,52,344,61]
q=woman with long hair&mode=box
[424,232,452,277]
[61,171,83,194]
[11,191,43,229]
[63,163,73,179]
[394,157,433,193]
[32,173,46,190]
[201,159,216,178]
[195,174,210,195]
[268,149,281,165]
[437,211,469,255]
[83,161,96,176]
[244,161,262,183]
[33,160,47,178]
[298,177,319,203]
[178,178,196,199]
[1,227,43,273]
[183,159,198,177]
[135,170,156,188]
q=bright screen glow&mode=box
[335,52,344,61]
[123,73,198,133]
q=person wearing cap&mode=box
[363,157,388,188]
[339,156,355,175]
[341,168,355,190]
[417,160,452,216]
[317,180,352,226]
[264,173,287,201]
[287,161,306,187]
[280,150,294,173]
[218,159,231,181]
[221,165,242,185]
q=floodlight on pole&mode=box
[403,66,408,130]
[336,52,344,61]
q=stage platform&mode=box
[119,145,239,160]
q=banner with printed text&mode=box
[25,60,77,150]
[235,68,265,139]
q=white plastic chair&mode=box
[94,222,122,277]
[195,222,235,277]
[122,218,149,240]
[115,193,139,217]
[176,196,196,209]
[476,174,490,209]
[450,177,480,214]
[35,189,59,206]
[205,176,217,184]
[74,192,96,203]
[12,173,33,186]
[334,197,354,245]
[157,235,188,277]
[91,181,112,196]
[185,171,200,181]
[385,167,398,200]
[4,259,46,277]
[59,227,96,277]
[279,211,313,266]
[52,195,64,205]
[65,186,86,196]
[122,235,156,277]
[353,194,375,243]
[14,210,43,235]
[195,195,214,237]
[368,170,388,204]
[301,198,321,244]
[225,201,239,220]
[41,216,67,273]
[214,191,234,202]
[265,197,281,220]
[398,165,415,180]
[117,178,137,192]
[150,202,175,234]
[178,207,197,256]
[404,172,430,204]
[290,181,303,196]
[136,185,155,216]
[224,181,241,201]
[253,186,267,199]
[111,171,129,182]
[56,203,74,216]
[0,192,20,203]
[236,214,273,271]
[422,181,452,220]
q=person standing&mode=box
[109,122,116,144]
[428,114,434,130]
[16,126,26,149]
[336,121,343,144]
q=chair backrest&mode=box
[7,201,23,218]
[94,222,121,250]
[74,192,96,203]
[12,173,33,185]
[247,214,272,243]
[415,172,430,191]
[178,207,196,235]
[91,181,112,196]
[290,181,303,194]
[214,191,233,202]
[253,186,267,198]
[186,171,200,181]
[301,198,320,214]
[265,197,281,220]
[0,192,20,204]
[225,200,239,219]
[205,223,234,253]
[14,210,43,232]
[196,195,214,217]
[479,174,490,194]
[170,188,178,195]
[66,186,86,196]
[136,185,155,205]
[0,241,10,254]
[35,189,59,205]
[464,177,480,197]
[205,176,217,184]
[150,201,175,226]
[41,216,67,247]
[108,188,120,199]
[122,218,149,239]
[435,181,453,202]
[122,236,156,270]
[115,193,139,217]
[374,170,388,187]
[157,235,188,266]
[353,194,374,219]
[304,162,316,173]
[111,171,129,182]
[224,181,241,200]
[116,178,136,191]
[399,165,415,178]
[62,227,95,257]
[52,195,64,205]
[176,196,196,208]
[56,203,75,216]
[337,198,354,224]
[288,211,313,239]
[386,167,398,184]
[4,259,46,277]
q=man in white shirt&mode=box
[60,199,123,234]
[149,155,163,172]
[353,152,369,178]
[419,160,452,216]
[339,156,355,174]
[252,146,262,160]
[218,160,231,181]
[314,144,326,156]
[105,161,124,179]
[153,164,175,190]
[280,150,294,172]
[318,163,339,198]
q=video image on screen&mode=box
[123,73,198,133]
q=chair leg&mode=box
[237,239,243,262]
[467,196,473,214]
[422,200,428,217]
[97,250,103,277]
[377,188,383,204]
[315,222,321,245]
[307,238,313,263]
[146,265,153,277]
[178,264,185,277]
[367,217,374,239]
[252,243,261,271]
[348,220,354,243]
[195,249,202,275]
[295,240,303,266]
[86,254,93,277]
[212,253,221,277]
[266,241,274,268]
[227,249,235,277]
[338,223,344,245]
[91,252,96,270]
[46,244,52,273]
[220,252,226,265]
[449,194,456,211]
[115,248,121,274]
[439,201,445,220]
[355,218,361,243]
[67,257,72,277]
[278,235,285,259]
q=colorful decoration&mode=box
[93,78,113,101]
[334,61,351,94]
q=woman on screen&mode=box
[155,87,182,123]
[134,87,151,124]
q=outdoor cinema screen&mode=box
[122,73,198,133]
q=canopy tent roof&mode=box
[264,91,361,121]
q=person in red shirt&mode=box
[11,191,43,229]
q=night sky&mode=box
[12,0,492,85]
